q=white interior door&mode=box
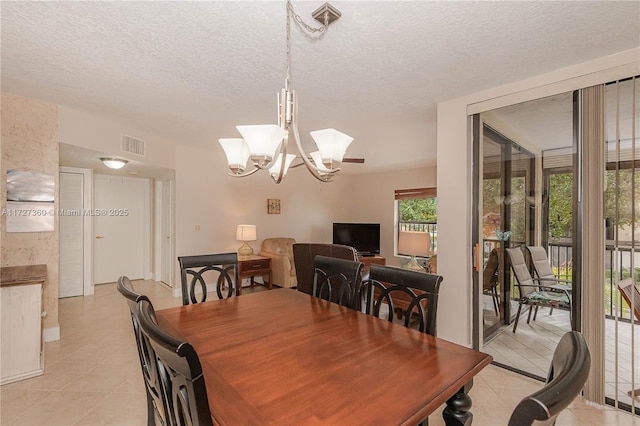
[59,172,84,298]
[160,180,172,285]
[94,176,147,284]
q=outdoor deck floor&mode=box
[483,298,640,410]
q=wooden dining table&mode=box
[155,288,493,425]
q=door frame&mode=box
[59,166,94,296]
[154,178,174,288]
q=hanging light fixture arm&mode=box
[227,167,260,178]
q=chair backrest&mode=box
[293,243,359,295]
[482,248,500,289]
[312,255,364,308]
[116,276,171,426]
[178,253,239,305]
[617,278,640,322]
[137,299,213,426]
[508,331,591,426]
[506,247,536,298]
[362,264,443,336]
[526,245,556,280]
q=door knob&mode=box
[95,235,105,239]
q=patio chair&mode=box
[482,248,500,316]
[617,278,640,398]
[526,245,572,284]
[526,245,572,316]
[508,331,591,426]
[506,247,571,333]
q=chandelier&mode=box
[218,1,353,183]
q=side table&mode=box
[238,255,272,294]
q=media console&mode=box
[357,255,386,271]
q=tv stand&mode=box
[358,253,375,257]
[357,255,386,271]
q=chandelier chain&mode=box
[285,1,329,91]
[287,1,328,35]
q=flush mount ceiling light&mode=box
[100,157,128,169]
[218,1,354,184]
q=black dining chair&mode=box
[178,253,239,305]
[137,298,214,426]
[508,331,591,426]
[117,276,171,426]
[362,264,443,337]
[312,255,364,309]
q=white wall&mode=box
[173,142,355,262]
[58,105,177,170]
[58,103,439,293]
[436,48,640,347]
[349,166,437,267]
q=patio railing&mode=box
[548,241,635,321]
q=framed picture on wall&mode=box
[267,199,280,214]
[5,170,55,232]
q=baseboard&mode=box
[43,325,60,342]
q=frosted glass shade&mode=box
[398,231,430,257]
[236,224,257,242]
[218,138,250,173]
[269,153,296,180]
[310,151,332,173]
[309,128,354,167]
[236,125,287,165]
[100,157,128,169]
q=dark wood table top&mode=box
[155,289,492,425]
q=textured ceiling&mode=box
[2,1,639,175]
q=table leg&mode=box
[443,380,473,426]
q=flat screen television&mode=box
[332,223,380,256]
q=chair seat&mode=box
[525,291,570,307]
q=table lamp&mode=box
[398,231,430,272]
[236,224,257,256]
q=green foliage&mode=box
[605,168,640,231]
[548,173,573,241]
[399,198,437,222]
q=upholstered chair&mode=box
[293,243,359,295]
[258,237,297,288]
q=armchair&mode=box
[258,238,297,288]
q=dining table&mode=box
[155,288,493,425]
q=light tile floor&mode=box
[484,297,640,411]
[0,280,637,425]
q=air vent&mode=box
[121,134,145,156]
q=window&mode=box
[395,187,437,256]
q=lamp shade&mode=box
[219,138,250,172]
[236,125,287,161]
[310,128,354,164]
[398,231,430,257]
[269,153,296,180]
[310,151,332,173]
[236,224,257,242]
